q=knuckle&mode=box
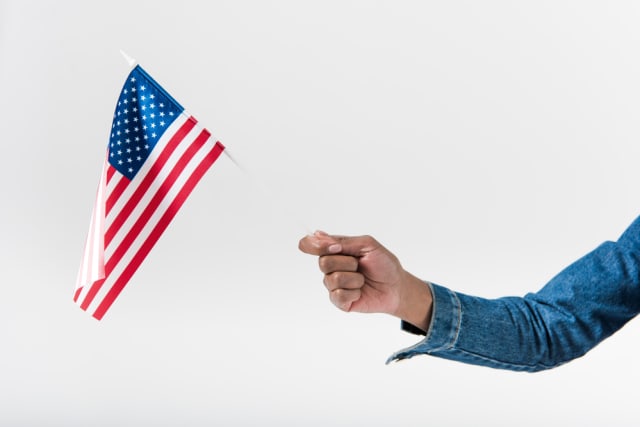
[323,272,343,291]
[318,255,332,273]
[330,289,350,312]
[362,234,378,247]
[322,274,332,290]
[332,271,348,287]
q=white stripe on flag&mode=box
[75,163,107,297]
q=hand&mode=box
[298,231,433,331]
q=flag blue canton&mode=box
[108,66,184,179]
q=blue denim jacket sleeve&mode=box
[387,216,640,372]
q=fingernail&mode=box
[328,244,342,253]
[315,230,329,236]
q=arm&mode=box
[298,217,640,372]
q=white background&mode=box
[2,1,640,425]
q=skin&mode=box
[298,231,434,331]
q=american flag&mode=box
[75,65,224,320]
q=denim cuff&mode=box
[618,215,640,250]
[386,282,461,364]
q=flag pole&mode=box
[222,149,313,236]
[119,50,137,68]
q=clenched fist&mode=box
[298,231,433,331]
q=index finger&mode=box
[298,231,343,256]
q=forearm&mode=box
[389,216,640,371]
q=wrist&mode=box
[393,271,433,332]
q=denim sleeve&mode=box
[387,216,640,372]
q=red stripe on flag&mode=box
[79,278,105,310]
[104,118,197,246]
[73,286,84,303]
[106,165,117,185]
[92,141,225,320]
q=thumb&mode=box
[331,235,381,258]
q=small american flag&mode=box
[75,65,224,320]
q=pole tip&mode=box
[119,50,137,68]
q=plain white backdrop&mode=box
[2,1,640,425]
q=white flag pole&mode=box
[223,149,313,236]
[119,50,137,68]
